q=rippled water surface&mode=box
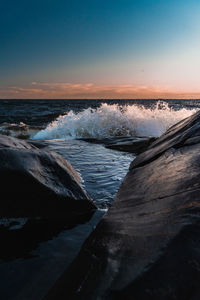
[44,139,134,207]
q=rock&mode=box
[81,136,157,154]
[0,122,42,139]
[46,110,200,299]
[0,135,96,219]
[105,136,157,154]
[130,110,200,168]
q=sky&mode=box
[1,0,200,99]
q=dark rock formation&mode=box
[81,136,157,154]
[46,110,200,299]
[105,136,156,154]
[0,135,96,219]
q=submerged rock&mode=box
[0,135,96,219]
[46,110,200,299]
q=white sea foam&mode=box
[33,101,197,139]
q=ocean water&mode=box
[0,98,199,135]
[0,99,199,299]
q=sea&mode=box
[0,98,199,299]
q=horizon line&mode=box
[1,98,200,101]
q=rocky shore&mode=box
[0,135,96,262]
[46,110,200,299]
[0,135,96,219]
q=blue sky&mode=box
[1,0,200,98]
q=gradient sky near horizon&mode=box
[1,0,200,99]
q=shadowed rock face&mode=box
[0,135,96,219]
[46,110,200,299]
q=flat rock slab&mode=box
[46,110,200,299]
[81,136,156,154]
[105,137,156,154]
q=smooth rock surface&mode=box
[105,136,156,154]
[46,110,200,299]
[0,135,96,219]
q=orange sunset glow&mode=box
[1,82,200,99]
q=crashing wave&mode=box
[33,101,197,140]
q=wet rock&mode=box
[0,122,42,139]
[105,136,156,154]
[81,136,157,154]
[0,135,96,219]
[0,218,81,261]
[130,110,200,168]
[46,110,200,299]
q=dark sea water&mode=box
[0,99,199,299]
[1,99,200,126]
